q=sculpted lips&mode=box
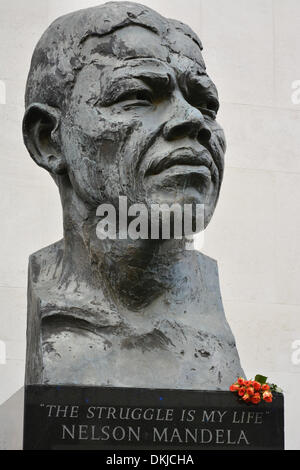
[145,147,218,180]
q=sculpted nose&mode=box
[163,101,211,144]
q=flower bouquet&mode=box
[230,374,282,404]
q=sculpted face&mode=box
[59,25,226,229]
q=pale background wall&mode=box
[0,0,299,450]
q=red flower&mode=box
[251,393,261,404]
[261,384,270,391]
[263,391,273,403]
[238,377,245,386]
[230,383,239,392]
[238,387,246,397]
[247,386,255,396]
[253,381,261,392]
[242,393,250,403]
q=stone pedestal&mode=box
[23,385,284,450]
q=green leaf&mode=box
[269,383,283,393]
[255,374,268,384]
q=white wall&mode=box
[0,0,299,449]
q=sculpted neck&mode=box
[58,181,188,310]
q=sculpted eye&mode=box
[117,89,153,105]
[196,98,219,117]
[207,98,219,113]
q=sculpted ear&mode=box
[23,103,67,175]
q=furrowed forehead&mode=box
[80,24,206,69]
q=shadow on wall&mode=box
[0,387,23,450]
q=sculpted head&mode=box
[23,1,226,237]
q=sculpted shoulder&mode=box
[29,240,64,286]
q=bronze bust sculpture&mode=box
[23,1,244,389]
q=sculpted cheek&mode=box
[206,122,225,182]
[61,115,141,205]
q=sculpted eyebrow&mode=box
[181,73,219,110]
[131,71,173,88]
[187,73,218,97]
[109,70,173,91]
[98,71,174,106]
